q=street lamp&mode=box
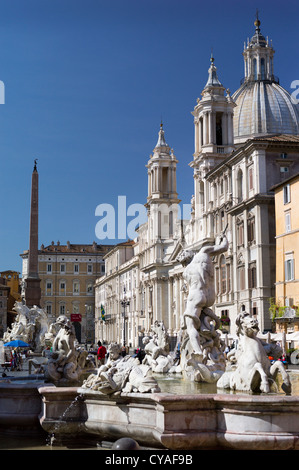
[121,287,130,347]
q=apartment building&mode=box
[272,173,299,308]
[21,241,111,343]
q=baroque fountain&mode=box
[2,235,299,450]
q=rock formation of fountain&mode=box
[44,315,92,384]
[3,301,50,352]
[142,321,174,373]
[82,342,160,394]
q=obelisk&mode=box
[24,159,41,307]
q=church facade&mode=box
[95,17,299,347]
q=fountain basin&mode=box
[0,380,52,437]
[38,385,299,450]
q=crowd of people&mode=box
[86,341,146,366]
[2,347,28,373]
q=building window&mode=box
[74,264,79,273]
[220,310,230,329]
[220,255,227,294]
[237,220,244,246]
[237,169,243,202]
[220,211,225,231]
[216,113,223,145]
[220,179,224,195]
[238,265,245,291]
[285,259,294,281]
[247,216,255,244]
[46,304,52,315]
[285,212,291,233]
[253,58,257,80]
[227,264,231,292]
[248,263,257,289]
[46,281,52,296]
[283,184,291,204]
[248,167,254,191]
[280,166,289,179]
[59,304,65,315]
[60,264,65,273]
[87,264,93,274]
[169,211,173,238]
[87,282,93,295]
[59,281,66,295]
[73,281,80,295]
[47,264,52,273]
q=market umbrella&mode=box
[4,340,30,347]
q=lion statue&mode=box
[217,311,291,394]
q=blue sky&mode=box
[0,0,298,272]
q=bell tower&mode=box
[190,56,236,222]
[145,123,180,242]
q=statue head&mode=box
[55,315,73,331]
[108,342,122,360]
[236,311,259,338]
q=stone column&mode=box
[194,119,199,153]
[203,112,208,145]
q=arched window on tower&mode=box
[169,210,173,238]
[253,58,257,80]
[199,180,204,213]
[158,211,161,238]
[261,58,265,80]
[162,167,168,195]
[199,117,203,147]
[216,113,223,145]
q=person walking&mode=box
[97,341,107,366]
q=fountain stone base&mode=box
[38,385,299,450]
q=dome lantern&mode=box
[232,15,299,144]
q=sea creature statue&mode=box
[3,302,50,352]
[179,235,228,383]
[217,311,292,394]
[142,321,173,373]
[82,342,160,395]
[44,315,88,383]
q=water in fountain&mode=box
[46,393,86,447]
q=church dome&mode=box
[232,16,299,143]
[233,80,299,143]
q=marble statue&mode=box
[217,311,292,394]
[3,302,50,352]
[44,315,89,383]
[82,342,160,395]
[142,321,174,373]
[179,235,228,382]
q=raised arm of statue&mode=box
[201,235,228,256]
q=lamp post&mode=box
[121,288,130,347]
